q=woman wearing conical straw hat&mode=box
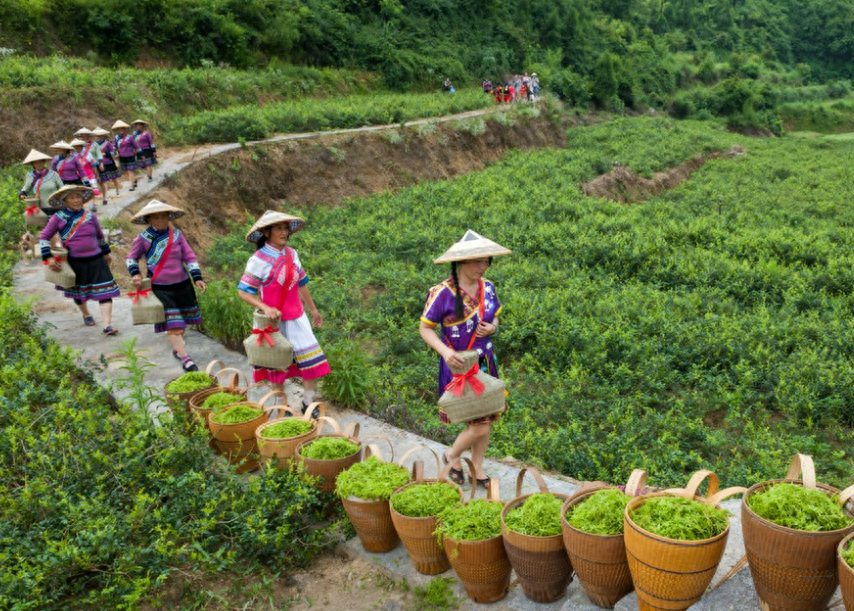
[75,127,107,201]
[419,230,510,488]
[92,127,122,199]
[40,185,120,335]
[18,149,63,213]
[49,141,91,187]
[237,211,330,415]
[131,119,157,182]
[112,120,141,191]
[127,200,206,372]
[70,138,101,199]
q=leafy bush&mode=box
[504,494,563,536]
[630,497,729,540]
[746,483,853,531]
[321,340,373,410]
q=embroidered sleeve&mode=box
[92,214,111,255]
[290,248,309,286]
[19,171,34,196]
[238,253,271,295]
[421,284,450,327]
[178,232,202,281]
[39,215,62,260]
[126,234,147,276]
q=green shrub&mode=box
[321,341,373,409]
[746,483,853,531]
[504,494,563,537]
[566,489,631,535]
[391,483,460,518]
[336,457,410,500]
[630,497,729,540]
[300,437,360,460]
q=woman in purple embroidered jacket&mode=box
[92,127,122,198]
[40,185,120,335]
[418,230,511,488]
[132,119,157,182]
[127,200,206,372]
[237,211,330,415]
[112,120,140,191]
[48,141,91,187]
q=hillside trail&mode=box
[13,105,765,610]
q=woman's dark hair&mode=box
[256,235,267,250]
[450,258,493,319]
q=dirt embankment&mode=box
[583,144,746,203]
[138,114,566,253]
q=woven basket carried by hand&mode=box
[129,278,166,325]
[244,312,294,370]
[742,454,854,611]
[624,470,746,611]
[501,467,573,603]
[438,350,505,424]
[442,478,512,603]
[390,447,465,575]
[43,247,76,289]
[561,469,647,609]
[839,532,854,611]
[24,198,48,228]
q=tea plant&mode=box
[842,542,854,570]
[566,489,631,536]
[413,577,461,611]
[630,497,730,540]
[262,419,314,439]
[320,341,373,409]
[200,392,245,411]
[746,483,853,531]
[209,404,263,424]
[300,437,360,460]
[504,493,563,536]
[335,456,410,500]
[391,483,460,518]
[435,500,503,544]
[165,371,212,393]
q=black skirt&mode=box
[152,278,203,333]
[61,253,121,302]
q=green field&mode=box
[203,117,854,488]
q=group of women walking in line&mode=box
[482,72,540,104]
[24,148,508,481]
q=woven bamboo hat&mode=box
[112,120,130,130]
[131,200,186,225]
[70,138,87,147]
[433,230,512,264]
[92,127,111,136]
[49,140,73,151]
[245,210,305,243]
[21,149,52,165]
[74,127,93,136]
[48,185,94,207]
[131,119,148,126]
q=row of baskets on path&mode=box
[165,362,854,611]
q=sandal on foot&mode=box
[471,475,492,488]
[179,355,198,372]
[83,316,96,326]
[442,453,465,485]
[172,349,181,361]
[102,326,119,336]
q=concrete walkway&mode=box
[13,107,820,611]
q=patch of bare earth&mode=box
[582,145,746,203]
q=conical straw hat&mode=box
[131,118,149,126]
[70,138,86,147]
[112,120,130,129]
[49,140,73,151]
[131,200,186,225]
[74,127,93,136]
[245,210,305,243]
[433,230,512,264]
[92,127,111,136]
[21,149,52,165]
[48,185,94,208]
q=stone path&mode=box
[13,107,825,611]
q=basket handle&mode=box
[680,470,720,500]
[785,454,817,490]
[839,484,854,508]
[461,457,477,500]
[515,467,549,498]
[205,359,225,377]
[314,415,343,436]
[303,402,325,421]
[344,422,360,440]
[214,367,246,391]
[487,477,501,502]
[258,390,287,408]
[364,444,385,462]
[360,434,395,461]
[412,460,425,483]
[263,405,300,421]
[707,487,748,506]
[397,444,441,479]
[624,469,648,496]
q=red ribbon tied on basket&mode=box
[126,289,150,304]
[43,256,66,266]
[253,325,276,346]
[25,205,39,216]
[444,364,485,397]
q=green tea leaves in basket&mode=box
[262,419,313,439]
[435,499,503,545]
[391,482,460,518]
[166,371,211,393]
[630,496,729,541]
[566,489,631,536]
[842,541,854,570]
[746,483,853,532]
[336,456,410,501]
[505,493,563,537]
[200,392,244,411]
[210,405,263,425]
[301,437,359,460]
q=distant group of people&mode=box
[483,73,540,103]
